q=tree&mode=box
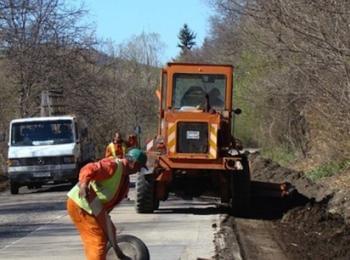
[204,0,350,163]
[177,24,196,54]
[0,0,93,117]
[94,32,164,152]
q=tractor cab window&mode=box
[172,74,226,111]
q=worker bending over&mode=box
[67,148,147,260]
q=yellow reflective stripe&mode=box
[168,131,176,143]
[168,123,176,153]
[168,139,176,151]
[209,139,216,148]
[209,124,218,158]
[109,143,116,157]
[168,123,176,134]
[210,132,217,145]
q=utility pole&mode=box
[40,89,65,116]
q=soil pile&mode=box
[250,154,350,259]
[277,203,350,260]
[249,154,333,202]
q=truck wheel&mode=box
[10,181,19,195]
[106,234,150,260]
[135,173,155,213]
[154,199,160,210]
[230,157,251,216]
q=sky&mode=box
[82,0,214,63]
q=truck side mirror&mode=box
[234,108,242,115]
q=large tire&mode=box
[230,157,251,216]
[135,173,155,213]
[106,234,150,260]
[10,180,19,195]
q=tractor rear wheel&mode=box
[135,173,156,213]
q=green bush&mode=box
[261,146,296,167]
[233,51,268,147]
[306,160,350,181]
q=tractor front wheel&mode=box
[135,173,156,213]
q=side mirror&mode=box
[234,108,242,115]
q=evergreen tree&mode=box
[177,24,196,52]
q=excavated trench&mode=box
[215,154,350,260]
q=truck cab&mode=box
[7,115,94,194]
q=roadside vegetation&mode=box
[178,0,350,181]
[306,160,350,181]
[0,0,163,169]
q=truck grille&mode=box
[13,156,74,166]
[176,122,208,153]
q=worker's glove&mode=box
[78,182,89,198]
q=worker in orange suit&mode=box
[126,134,138,150]
[105,132,126,158]
[67,148,147,260]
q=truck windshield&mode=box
[11,120,74,146]
[172,74,226,111]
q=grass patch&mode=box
[261,146,296,167]
[306,160,350,181]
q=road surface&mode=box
[0,184,222,259]
[0,180,292,260]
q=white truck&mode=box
[7,115,95,194]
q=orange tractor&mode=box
[136,63,250,214]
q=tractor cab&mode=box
[137,63,250,214]
[157,63,235,160]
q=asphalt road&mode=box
[0,184,223,260]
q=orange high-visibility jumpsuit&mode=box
[67,158,129,260]
[127,135,138,150]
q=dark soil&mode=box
[276,203,350,260]
[249,154,350,260]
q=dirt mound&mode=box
[250,154,350,259]
[250,154,350,223]
[277,203,350,260]
[250,154,333,202]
